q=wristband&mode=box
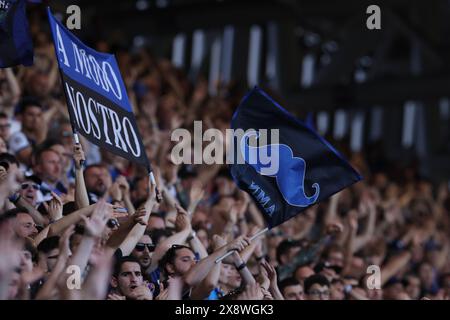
[255,255,265,261]
[235,262,247,271]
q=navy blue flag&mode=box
[0,0,34,68]
[47,8,150,169]
[229,87,362,229]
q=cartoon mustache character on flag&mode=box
[46,8,152,173]
[229,87,362,229]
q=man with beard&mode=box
[130,232,160,291]
[83,164,112,204]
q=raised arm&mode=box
[58,200,110,299]
[73,144,89,209]
[47,204,95,236]
[116,176,135,215]
[190,235,223,300]
[183,236,251,289]
[353,196,377,253]
[147,205,192,273]
[118,178,157,256]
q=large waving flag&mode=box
[47,8,150,169]
[229,87,362,229]
[0,0,34,68]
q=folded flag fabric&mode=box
[0,0,34,68]
[229,87,362,229]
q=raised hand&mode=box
[116,176,130,195]
[174,203,191,232]
[236,283,263,300]
[189,181,205,206]
[107,293,126,300]
[226,236,251,253]
[73,144,85,169]
[132,208,148,226]
[108,182,123,203]
[59,225,74,259]
[326,221,345,236]
[261,261,278,286]
[80,199,111,238]
[45,192,63,222]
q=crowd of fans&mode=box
[0,9,450,300]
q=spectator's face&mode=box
[365,285,383,300]
[36,150,62,184]
[50,144,71,171]
[227,266,242,288]
[85,167,111,196]
[147,216,165,231]
[133,177,149,202]
[419,263,434,288]
[330,281,345,300]
[405,276,421,300]
[22,106,42,131]
[44,248,60,272]
[0,136,7,153]
[167,248,196,276]
[14,213,38,239]
[219,263,232,285]
[383,283,405,300]
[327,251,344,268]
[281,246,301,265]
[131,235,153,269]
[19,180,39,206]
[0,116,11,140]
[20,250,34,273]
[216,177,235,197]
[59,123,74,146]
[283,284,305,300]
[112,262,144,299]
[307,284,330,300]
[295,266,315,284]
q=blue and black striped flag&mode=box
[229,87,362,228]
[0,0,34,68]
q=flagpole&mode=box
[214,227,269,264]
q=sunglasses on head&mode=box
[21,183,40,190]
[135,243,156,252]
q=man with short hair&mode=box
[18,175,41,207]
[33,147,66,201]
[109,256,153,300]
[131,233,156,272]
[9,97,46,166]
[279,277,304,300]
[83,164,112,203]
[304,274,331,300]
[294,265,315,285]
[36,236,60,273]
[3,208,38,239]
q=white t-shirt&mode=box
[8,131,30,154]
